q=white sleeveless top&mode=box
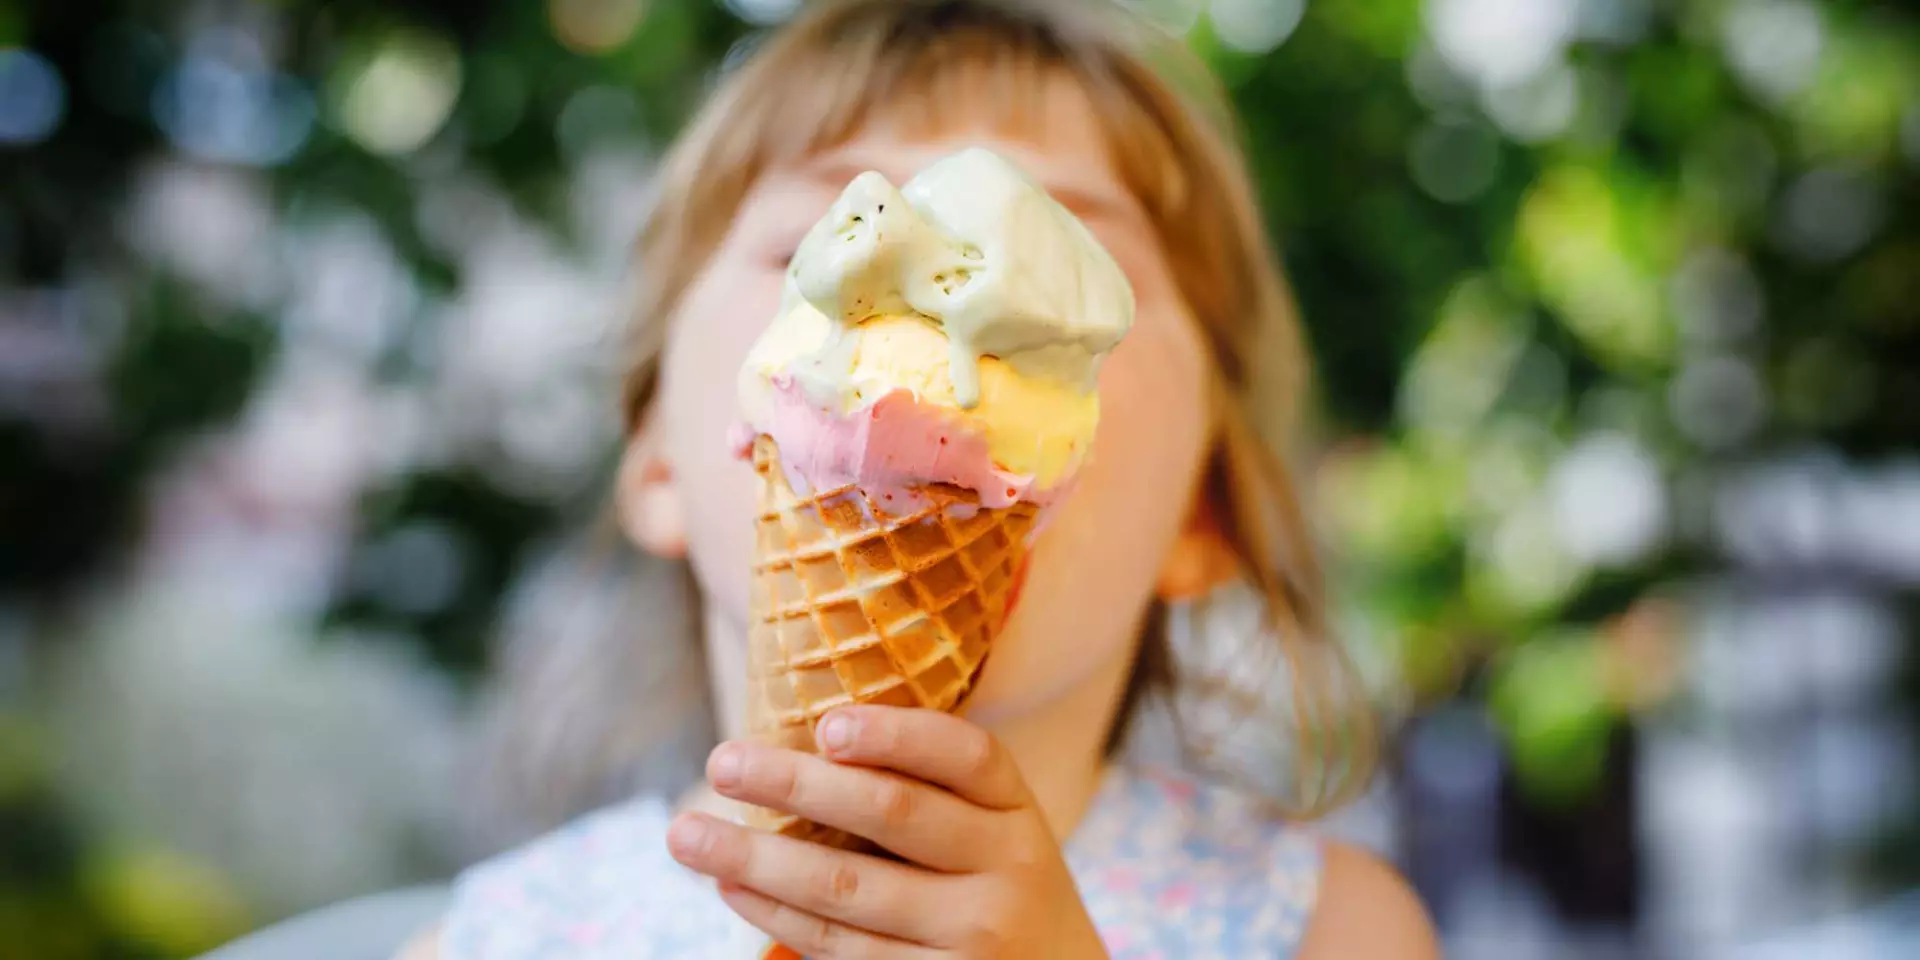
[440,764,1322,958]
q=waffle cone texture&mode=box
[745,435,1037,849]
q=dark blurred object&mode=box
[1499,722,1641,928]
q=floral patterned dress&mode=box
[441,765,1322,958]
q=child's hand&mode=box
[667,705,1109,959]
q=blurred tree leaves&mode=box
[1210,1,1918,856]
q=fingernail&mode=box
[709,743,743,788]
[668,816,710,859]
[818,713,854,755]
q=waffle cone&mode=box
[744,434,1036,850]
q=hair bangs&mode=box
[728,12,1094,177]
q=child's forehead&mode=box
[756,65,1139,223]
[772,135,1138,227]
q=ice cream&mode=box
[735,146,1134,509]
[735,151,1133,960]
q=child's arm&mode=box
[1297,843,1440,960]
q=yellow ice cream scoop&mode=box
[741,306,1099,487]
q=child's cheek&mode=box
[658,263,786,622]
[967,301,1210,719]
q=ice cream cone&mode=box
[733,148,1130,960]
[744,434,1036,849]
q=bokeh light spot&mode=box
[556,85,640,162]
[1772,166,1884,263]
[549,0,649,54]
[1549,432,1667,567]
[1210,0,1306,55]
[722,0,801,26]
[329,30,462,156]
[1669,247,1763,345]
[1719,0,1823,103]
[1669,354,1767,449]
[1518,165,1671,368]
[1409,117,1501,202]
[1481,60,1578,142]
[1426,0,1577,88]
[152,31,314,167]
[0,48,65,145]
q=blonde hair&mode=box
[617,0,1373,816]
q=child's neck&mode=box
[971,644,1130,841]
[696,604,1128,843]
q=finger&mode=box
[667,812,956,945]
[716,882,941,960]
[707,740,1004,872]
[815,706,1028,809]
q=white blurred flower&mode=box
[446,229,609,391]
[125,161,280,311]
[1209,0,1305,55]
[232,366,380,518]
[1548,431,1667,567]
[1719,0,1824,104]
[364,383,447,478]
[137,368,379,620]
[1805,716,1913,847]
[437,225,622,497]
[48,554,462,914]
[1480,60,1579,142]
[1638,732,1790,941]
[569,146,660,275]
[1425,0,1578,88]
[280,211,418,371]
[415,172,519,262]
[1714,452,1841,571]
[1840,459,1920,583]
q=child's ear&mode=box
[1156,495,1239,601]
[616,434,686,558]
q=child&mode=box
[410,0,1438,956]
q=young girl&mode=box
[410,0,1438,955]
